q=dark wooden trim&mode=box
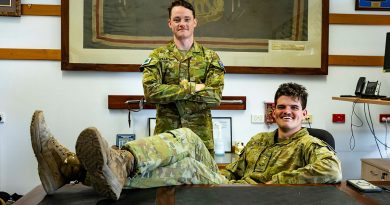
[225,66,327,75]
[108,95,246,110]
[329,14,390,25]
[0,48,60,60]
[21,4,60,16]
[328,55,384,66]
[62,63,141,72]
[321,0,330,75]
[60,0,69,69]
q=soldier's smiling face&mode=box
[168,6,197,41]
[272,96,307,134]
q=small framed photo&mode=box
[148,118,156,136]
[148,117,233,152]
[0,0,21,16]
[212,117,233,153]
[355,0,390,11]
[116,134,135,148]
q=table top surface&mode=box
[332,96,390,106]
[13,181,390,205]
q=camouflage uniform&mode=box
[120,128,341,189]
[220,128,342,184]
[122,128,228,188]
[140,41,225,152]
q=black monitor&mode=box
[384,32,390,72]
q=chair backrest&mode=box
[306,128,335,150]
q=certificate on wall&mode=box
[148,117,232,152]
[148,118,156,136]
[212,117,233,153]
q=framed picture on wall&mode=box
[116,134,136,148]
[212,117,233,153]
[148,117,233,152]
[0,0,21,16]
[61,0,329,75]
[355,0,390,11]
[148,118,156,136]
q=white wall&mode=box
[1,0,390,194]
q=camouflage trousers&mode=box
[121,128,228,188]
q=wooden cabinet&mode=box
[361,158,390,181]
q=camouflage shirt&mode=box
[140,41,225,151]
[221,128,342,184]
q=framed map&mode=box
[0,0,21,16]
[62,0,328,74]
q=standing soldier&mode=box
[140,0,225,154]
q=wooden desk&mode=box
[332,97,390,106]
[13,181,390,205]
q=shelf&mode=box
[332,97,390,106]
[108,95,246,110]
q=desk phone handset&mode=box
[354,77,366,96]
[355,77,380,97]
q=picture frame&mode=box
[0,0,21,16]
[148,117,232,153]
[148,118,156,136]
[355,0,390,11]
[61,0,329,75]
[116,134,136,148]
[212,117,233,153]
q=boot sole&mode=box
[76,128,122,200]
[30,111,64,194]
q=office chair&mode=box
[306,128,335,150]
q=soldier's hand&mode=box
[195,84,205,91]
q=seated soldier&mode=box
[30,82,342,200]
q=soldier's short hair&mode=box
[274,82,308,109]
[168,0,196,19]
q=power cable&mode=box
[350,101,363,150]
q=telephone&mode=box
[340,77,384,98]
[363,81,380,96]
[353,77,383,98]
[354,77,366,96]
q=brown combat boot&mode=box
[30,110,85,194]
[75,127,135,200]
